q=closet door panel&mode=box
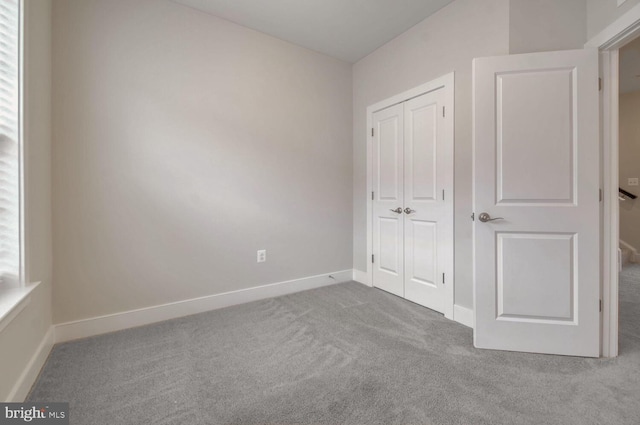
[404,90,449,314]
[372,104,405,297]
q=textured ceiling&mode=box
[171,0,454,63]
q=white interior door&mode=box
[372,104,405,297]
[371,85,453,316]
[473,49,600,357]
[403,90,453,314]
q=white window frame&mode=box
[17,0,25,287]
[0,0,30,331]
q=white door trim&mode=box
[601,50,619,358]
[365,72,455,320]
[586,8,640,358]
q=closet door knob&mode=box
[390,207,403,214]
[404,208,415,214]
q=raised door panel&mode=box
[378,116,402,201]
[497,232,575,323]
[406,220,437,287]
[404,218,443,311]
[497,69,576,205]
[378,218,402,276]
[406,102,438,202]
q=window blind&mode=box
[0,0,21,287]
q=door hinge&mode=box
[442,190,445,201]
[372,191,374,201]
[442,273,445,284]
[600,299,602,313]
[443,106,445,117]
[600,189,603,202]
[599,77,602,91]
[371,128,374,137]
[471,212,475,221]
[372,254,375,264]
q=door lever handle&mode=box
[404,208,415,214]
[390,207,403,214]
[478,212,504,223]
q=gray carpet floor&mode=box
[28,270,640,425]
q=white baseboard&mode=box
[55,270,352,343]
[454,304,474,329]
[352,269,368,285]
[7,326,54,402]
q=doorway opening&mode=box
[616,36,640,357]
[589,8,640,357]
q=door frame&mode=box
[365,72,455,320]
[586,4,640,358]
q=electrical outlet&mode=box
[629,178,639,186]
[257,250,266,263]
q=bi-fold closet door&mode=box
[371,88,453,315]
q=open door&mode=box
[473,49,600,357]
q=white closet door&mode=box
[372,104,405,297]
[403,89,452,314]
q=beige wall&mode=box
[1,0,53,401]
[352,0,511,309]
[619,91,640,251]
[52,0,353,324]
[587,0,640,39]
[509,0,586,54]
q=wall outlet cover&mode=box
[257,250,266,263]
[628,178,639,186]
